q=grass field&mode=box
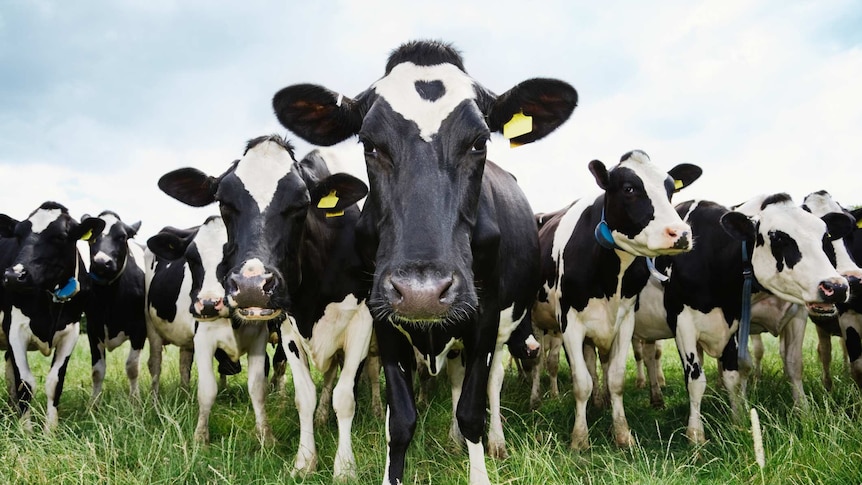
[0,325,861,484]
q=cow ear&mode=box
[147,232,194,261]
[850,208,862,229]
[74,217,106,242]
[720,211,756,241]
[127,221,142,238]
[310,173,369,215]
[667,164,703,192]
[822,212,855,241]
[273,84,363,146]
[0,214,19,237]
[488,78,577,146]
[588,160,610,191]
[159,168,217,207]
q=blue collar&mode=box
[595,207,620,250]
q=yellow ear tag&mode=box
[674,180,684,190]
[503,112,533,140]
[326,210,345,218]
[318,190,339,209]
[856,219,862,229]
[81,229,93,241]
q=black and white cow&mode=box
[634,194,852,443]
[800,191,862,390]
[0,202,104,430]
[83,210,147,401]
[533,150,701,450]
[146,216,274,444]
[271,40,576,484]
[158,135,370,481]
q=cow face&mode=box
[1,202,104,295]
[158,135,367,326]
[273,40,577,324]
[589,150,701,257]
[147,217,229,321]
[802,190,862,286]
[723,193,852,318]
[86,211,141,285]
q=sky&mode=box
[1,0,861,242]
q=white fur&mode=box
[234,140,296,212]
[28,208,61,234]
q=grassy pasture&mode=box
[0,326,860,484]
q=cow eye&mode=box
[623,185,635,194]
[470,136,488,153]
[361,139,377,157]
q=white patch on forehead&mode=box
[29,208,62,233]
[234,141,295,212]
[100,214,120,235]
[195,217,228,296]
[372,62,478,142]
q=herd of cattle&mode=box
[1,39,861,484]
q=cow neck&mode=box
[736,239,755,365]
[90,250,127,286]
[52,254,81,303]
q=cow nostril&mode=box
[666,228,678,239]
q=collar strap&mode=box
[89,252,128,285]
[52,255,81,303]
[737,239,755,364]
[646,257,669,282]
[595,207,620,250]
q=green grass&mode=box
[1,326,861,484]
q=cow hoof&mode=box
[529,398,540,411]
[822,377,833,392]
[569,433,590,451]
[615,431,635,448]
[650,397,665,409]
[258,426,275,447]
[636,377,646,389]
[686,428,706,444]
[194,429,210,445]
[314,408,330,427]
[488,441,509,460]
[291,455,318,478]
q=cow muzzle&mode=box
[225,260,283,322]
[381,271,459,323]
[3,267,33,292]
[806,278,850,318]
[193,296,228,321]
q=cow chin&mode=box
[230,307,286,329]
[806,302,839,318]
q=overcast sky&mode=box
[2,0,861,242]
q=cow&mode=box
[634,194,852,443]
[271,39,577,484]
[146,215,274,444]
[83,210,147,402]
[533,150,701,450]
[157,135,371,481]
[800,191,862,390]
[0,202,105,430]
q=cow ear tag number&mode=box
[503,112,533,148]
[318,190,339,209]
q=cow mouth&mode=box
[806,302,838,318]
[236,307,282,320]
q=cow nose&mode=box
[3,267,29,289]
[195,297,225,319]
[669,227,691,250]
[385,272,457,320]
[818,279,849,303]
[228,272,276,308]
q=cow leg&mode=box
[282,327,318,476]
[486,343,508,459]
[841,314,862,389]
[9,318,37,431]
[45,322,80,431]
[632,338,646,388]
[750,333,764,380]
[456,327,497,485]
[815,324,834,391]
[89,328,107,404]
[331,307,373,482]
[315,364,337,427]
[546,332,562,398]
[126,334,146,401]
[643,341,665,408]
[365,346,384,419]
[447,352,466,448]
[247,328,274,446]
[146,322,164,400]
[379,322,418,485]
[719,334,745,424]
[654,340,666,387]
[193,332,218,444]
[780,310,807,407]
[528,331,547,410]
[607,312,635,448]
[5,352,17,405]
[562,316,592,450]
[270,330,287,392]
[674,317,706,444]
[179,348,194,389]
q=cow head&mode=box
[590,150,701,257]
[801,190,862,287]
[147,217,229,321]
[157,134,367,326]
[84,210,141,285]
[0,202,104,298]
[722,193,852,318]
[272,39,577,325]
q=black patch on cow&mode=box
[846,327,862,362]
[215,349,242,375]
[769,230,802,271]
[802,204,811,213]
[288,340,300,359]
[823,235,838,267]
[760,193,792,210]
[53,355,72,406]
[385,40,465,73]
[756,232,765,247]
[719,335,740,372]
[684,352,701,384]
[414,80,445,101]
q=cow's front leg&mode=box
[607,312,635,448]
[780,310,808,407]
[841,314,862,390]
[179,347,194,389]
[457,324,498,485]
[10,318,37,431]
[146,322,164,401]
[315,364,337,426]
[247,328,274,446]
[447,351,466,448]
[675,316,706,444]
[193,332,218,444]
[561,316,591,450]
[282,327,318,477]
[642,341,665,408]
[46,322,80,431]
[126,335,145,401]
[815,324,835,391]
[486,342,508,459]
[89,329,107,404]
[379,322,417,485]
